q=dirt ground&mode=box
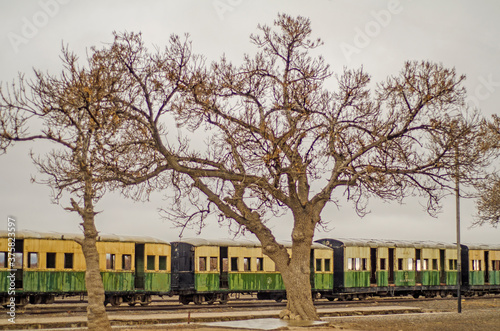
[117,297,500,331]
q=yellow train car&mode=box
[317,238,458,300]
[171,238,333,304]
[0,231,171,306]
[463,243,500,293]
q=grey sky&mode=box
[0,0,499,244]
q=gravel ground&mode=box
[325,297,500,331]
[116,296,500,331]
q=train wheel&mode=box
[29,295,43,305]
[358,294,367,300]
[41,295,55,304]
[205,294,215,305]
[179,295,191,305]
[110,296,123,307]
[140,295,152,306]
[193,295,203,305]
[219,294,229,304]
[16,296,29,307]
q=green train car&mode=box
[462,243,500,295]
[0,231,171,306]
[170,238,333,304]
[316,238,459,300]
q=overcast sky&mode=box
[0,0,499,244]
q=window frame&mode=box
[122,254,132,270]
[324,258,331,272]
[231,257,238,271]
[316,258,322,272]
[210,257,218,271]
[46,252,56,269]
[243,257,251,272]
[64,253,74,269]
[28,252,39,269]
[159,255,167,271]
[147,255,156,271]
[256,257,264,271]
[106,253,116,270]
[199,256,207,272]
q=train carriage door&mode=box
[485,251,490,284]
[370,248,377,285]
[219,246,228,289]
[461,245,469,287]
[171,242,195,291]
[310,249,315,289]
[440,250,446,284]
[415,249,422,284]
[135,244,145,289]
[14,239,24,289]
[388,248,395,284]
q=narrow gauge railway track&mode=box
[18,294,500,316]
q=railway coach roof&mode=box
[317,238,456,249]
[0,230,168,244]
[173,238,331,250]
[463,243,500,250]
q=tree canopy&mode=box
[0,14,491,321]
[475,114,500,227]
[87,14,486,320]
[0,47,120,330]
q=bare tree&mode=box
[475,115,500,227]
[86,15,486,321]
[0,47,122,330]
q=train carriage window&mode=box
[159,256,167,271]
[362,258,368,271]
[122,255,132,270]
[472,259,482,271]
[222,258,228,272]
[256,257,263,271]
[347,258,353,270]
[316,259,322,272]
[64,253,73,269]
[355,258,361,271]
[493,260,500,271]
[423,259,429,270]
[199,257,207,271]
[0,252,6,268]
[449,259,457,270]
[28,252,38,268]
[432,259,438,270]
[231,257,238,271]
[407,258,414,271]
[46,252,56,269]
[11,253,23,269]
[106,254,115,270]
[416,259,421,271]
[325,259,331,272]
[398,258,403,271]
[380,258,386,270]
[210,257,217,271]
[147,255,156,270]
[243,257,251,271]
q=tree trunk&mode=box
[278,225,320,321]
[80,215,111,330]
[78,177,112,331]
[280,264,320,321]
